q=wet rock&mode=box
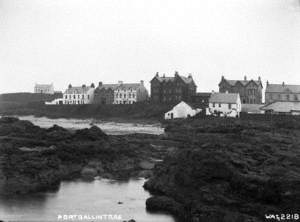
[81,167,97,180]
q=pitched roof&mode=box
[193,92,212,97]
[153,74,194,84]
[261,101,300,112]
[64,86,93,94]
[209,93,239,103]
[116,83,142,90]
[35,83,53,88]
[97,84,119,90]
[266,84,300,93]
[221,79,262,87]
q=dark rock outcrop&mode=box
[145,118,300,222]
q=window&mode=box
[228,104,232,109]
[65,95,67,99]
[219,103,221,108]
[132,94,135,98]
[69,95,72,99]
[213,103,215,107]
[294,95,298,101]
[286,94,290,101]
[82,95,84,99]
[73,95,76,99]
[88,95,90,99]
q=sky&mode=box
[0,0,300,94]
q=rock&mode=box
[139,161,155,170]
[146,196,183,216]
[138,170,153,179]
[81,167,97,180]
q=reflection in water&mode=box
[0,179,176,222]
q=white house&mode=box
[46,83,96,105]
[206,93,241,117]
[62,83,95,105]
[34,83,54,94]
[113,81,149,104]
[165,101,201,120]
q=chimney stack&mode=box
[174,71,179,77]
[99,81,103,87]
[221,75,225,80]
[266,80,269,86]
[91,83,95,88]
[140,80,144,86]
[244,75,247,81]
[155,72,159,77]
[82,84,86,88]
[68,84,72,89]
[118,81,123,85]
[188,73,192,79]
[258,76,261,81]
[282,82,285,87]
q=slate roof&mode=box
[209,93,240,104]
[266,84,300,93]
[116,83,141,90]
[64,86,93,94]
[35,83,53,88]
[261,101,300,112]
[97,84,119,90]
[221,79,262,87]
[153,74,194,84]
[242,104,264,113]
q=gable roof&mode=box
[209,93,240,103]
[64,86,93,94]
[116,83,142,90]
[220,78,262,87]
[266,84,300,93]
[152,73,194,85]
[35,83,53,88]
[261,101,300,112]
[97,84,119,90]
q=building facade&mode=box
[164,101,201,120]
[206,92,241,117]
[218,76,263,104]
[34,83,54,94]
[94,82,117,105]
[62,83,95,105]
[265,82,300,104]
[150,71,197,104]
[114,81,148,104]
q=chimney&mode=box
[258,76,261,81]
[98,81,103,87]
[212,90,215,94]
[266,80,269,86]
[118,81,123,85]
[155,72,159,77]
[82,84,86,88]
[68,84,72,89]
[244,75,247,81]
[163,73,166,78]
[282,82,285,87]
[140,80,144,86]
[221,75,225,80]
[174,71,179,77]
[91,83,95,88]
[188,73,192,79]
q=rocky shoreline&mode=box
[0,117,175,195]
[144,118,300,222]
[1,116,300,222]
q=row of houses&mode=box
[45,81,149,105]
[39,71,300,117]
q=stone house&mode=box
[150,71,197,104]
[265,82,300,104]
[206,92,241,117]
[34,83,54,94]
[218,76,263,104]
[114,81,148,104]
[62,83,95,105]
[93,82,117,105]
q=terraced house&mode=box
[113,81,148,104]
[150,71,197,103]
[265,82,300,104]
[62,83,95,105]
[218,75,263,104]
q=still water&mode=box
[0,178,176,222]
[16,115,164,135]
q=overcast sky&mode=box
[0,0,300,94]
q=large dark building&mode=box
[218,76,263,104]
[93,82,117,105]
[191,92,211,107]
[150,71,197,103]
